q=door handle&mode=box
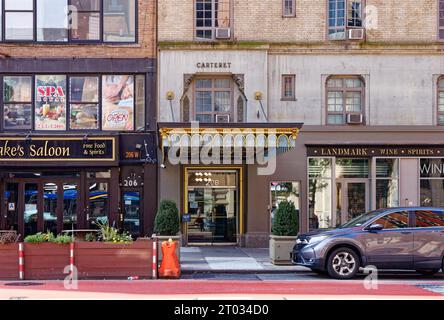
[401,231,412,235]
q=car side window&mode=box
[373,211,409,229]
[415,210,444,228]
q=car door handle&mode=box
[401,231,412,235]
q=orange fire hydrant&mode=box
[159,239,181,279]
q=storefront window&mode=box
[336,158,369,178]
[35,75,67,131]
[69,76,99,130]
[420,159,444,206]
[102,75,134,131]
[270,182,300,232]
[36,0,68,42]
[24,183,38,237]
[309,158,333,230]
[103,0,136,42]
[376,159,399,209]
[3,76,32,130]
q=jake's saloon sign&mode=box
[0,137,116,162]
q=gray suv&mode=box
[292,207,444,279]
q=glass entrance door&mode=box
[122,190,141,236]
[24,183,39,237]
[336,180,369,227]
[186,170,239,244]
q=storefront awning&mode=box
[158,122,303,164]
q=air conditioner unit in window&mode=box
[215,114,230,123]
[348,28,365,40]
[346,114,363,124]
[215,28,231,39]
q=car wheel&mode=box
[327,247,360,280]
[416,269,440,276]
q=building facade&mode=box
[158,0,444,247]
[0,0,157,239]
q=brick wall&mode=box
[158,0,441,44]
[0,0,156,59]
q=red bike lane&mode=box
[0,280,442,299]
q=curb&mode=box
[181,268,311,275]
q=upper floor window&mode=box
[181,77,245,123]
[281,75,296,100]
[438,77,444,125]
[283,0,296,17]
[439,0,444,40]
[0,0,136,43]
[195,0,231,41]
[2,74,145,132]
[328,0,363,40]
[326,76,364,125]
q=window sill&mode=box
[281,98,297,102]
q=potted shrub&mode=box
[153,200,181,261]
[269,200,299,265]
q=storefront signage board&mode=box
[0,137,116,162]
[307,145,444,157]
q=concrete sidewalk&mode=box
[181,247,309,273]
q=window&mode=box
[35,75,67,131]
[373,211,409,229]
[375,159,399,209]
[4,0,34,40]
[69,76,99,130]
[439,0,444,40]
[37,0,68,42]
[103,0,136,42]
[70,0,101,41]
[195,0,231,40]
[1,73,145,132]
[270,182,300,232]
[102,75,134,131]
[1,0,136,43]
[326,76,364,125]
[3,76,32,130]
[309,158,333,230]
[328,0,363,40]
[438,77,444,125]
[194,78,232,123]
[283,0,296,17]
[281,75,296,100]
[420,159,444,206]
[415,210,444,228]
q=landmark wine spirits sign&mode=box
[0,137,116,162]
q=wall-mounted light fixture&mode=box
[166,91,176,121]
[254,91,268,121]
[166,91,175,100]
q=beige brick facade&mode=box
[158,0,441,45]
[0,0,156,59]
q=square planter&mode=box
[0,244,19,280]
[269,235,297,265]
[24,243,70,280]
[75,241,154,279]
